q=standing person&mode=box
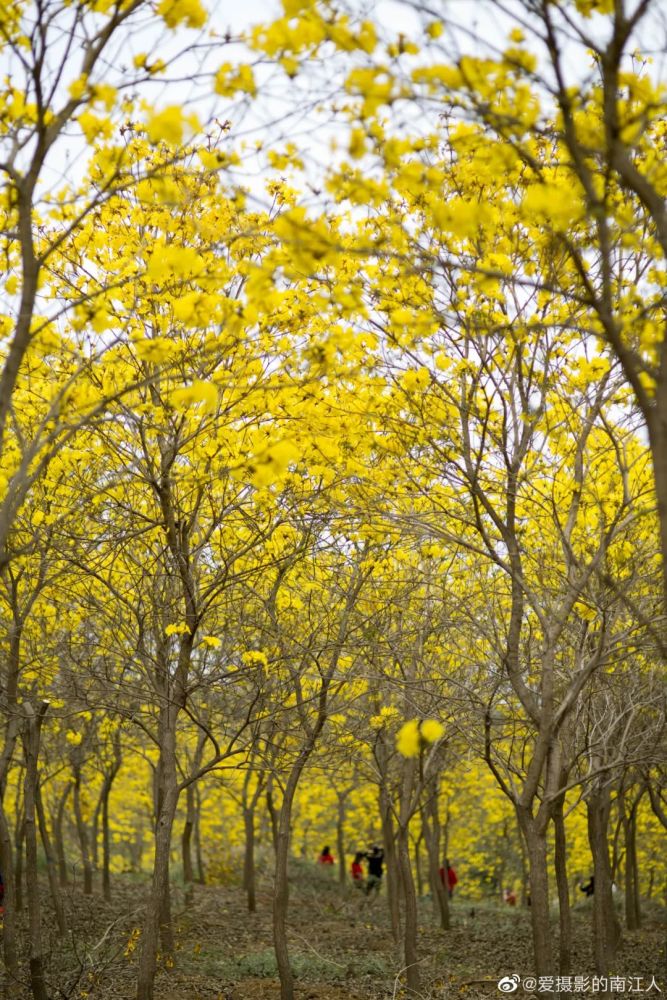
[443,859,457,899]
[318,845,335,865]
[579,876,595,898]
[365,845,384,896]
[351,851,365,887]
[0,870,4,914]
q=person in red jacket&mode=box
[318,845,335,865]
[351,851,365,887]
[439,859,458,898]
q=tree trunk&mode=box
[274,749,315,1000]
[553,799,571,974]
[54,783,71,886]
[397,823,420,995]
[336,794,346,887]
[414,829,423,899]
[136,717,179,1000]
[72,763,93,895]
[620,791,641,931]
[647,403,667,611]
[422,781,450,930]
[182,782,196,907]
[102,774,114,902]
[587,787,621,976]
[243,806,257,913]
[516,807,554,977]
[35,782,67,936]
[92,784,103,873]
[379,780,401,944]
[14,812,25,914]
[0,793,20,995]
[194,784,205,884]
[629,805,641,927]
[23,703,49,1000]
[266,776,279,854]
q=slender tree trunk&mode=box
[0,794,20,995]
[54,783,71,886]
[397,774,420,999]
[630,805,641,927]
[102,775,114,902]
[159,865,174,957]
[72,763,93,895]
[182,732,204,905]
[379,781,401,944]
[553,799,571,974]
[397,824,421,994]
[136,715,179,1000]
[274,749,316,1000]
[266,776,279,854]
[336,793,346,887]
[423,781,450,930]
[587,787,621,976]
[194,785,205,884]
[35,782,67,936]
[92,786,103,873]
[182,782,196,907]
[14,813,25,914]
[516,807,554,977]
[414,830,423,899]
[243,806,257,913]
[647,404,667,610]
[23,703,49,1000]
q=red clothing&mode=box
[439,866,458,891]
[318,852,334,865]
[351,861,363,881]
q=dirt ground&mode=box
[3,867,665,999]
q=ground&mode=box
[4,865,665,999]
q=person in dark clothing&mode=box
[365,845,384,895]
[579,876,595,897]
[0,870,4,914]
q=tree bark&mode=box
[266,775,279,854]
[397,757,420,996]
[274,748,316,1000]
[379,780,401,944]
[243,806,256,913]
[516,807,554,977]
[14,811,25,914]
[194,784,205,884]
[182,782,196,907]
[553,798,571,974]
[101,771,115,902]
[422,779,450,930]
[0,793,20,995]
[336,792,346,887]
[72,759,93,895]
[621,793,641,931]
[587,787,621,976]
[54,782,71,886]
[136,715,179,1000]
[35,782,67,936]
[414,829,423,899]
[23,702,49,1000]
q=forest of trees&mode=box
[0,1,666,998]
